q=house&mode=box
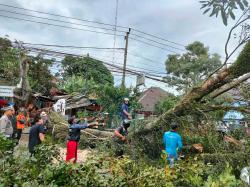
[227,87,249,121]
[0,85,16,109]
[52,93,101,117]
[219,87,250,135]
[137,87,170,117]
[223,101,247,127]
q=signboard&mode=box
[0,86,15,97]
[136,74,145,87]
[53,99,66,115]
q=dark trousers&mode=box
[17,129,23,141]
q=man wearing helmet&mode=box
[113,119,131,157]
[120,98,132,122]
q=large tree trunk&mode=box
[16,54,32,106]
[129,42,250,158]
[136,41,250,134]
[49,111,113,140]
[210,72,250,98]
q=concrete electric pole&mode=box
[121,28,130,88]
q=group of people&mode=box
[0,98,183,167]
[113,97,183,167]
[0,105,47,155]
[65,97,183,167]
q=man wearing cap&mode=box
[163,123,183,168]
[0,106,14,138]
[113,120,131,157]
[120,98,131,122]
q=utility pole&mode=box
[121,28,130,88]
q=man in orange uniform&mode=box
[16,108,27,142]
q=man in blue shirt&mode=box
[163,123,183,167]
[120,98,131,121]
[66,116,99,163]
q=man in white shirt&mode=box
[0,106,15,138]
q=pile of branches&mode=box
[49,111,113,141]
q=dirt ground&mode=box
[58,147,92,163]
[18,127,92,163]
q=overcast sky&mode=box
[0,0,243,94]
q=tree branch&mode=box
[201,104,250,114]
[206,11,250,80]
[210,72,250,98]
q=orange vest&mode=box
[16,114,26,129]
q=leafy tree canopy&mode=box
[164,41,222,92]
[0,38,19,85]
[0,37,55,94]
[96,85,141,116]
[61,55,114,86]
[59,75,99,96]
[200,0,249,25]
[154,95,179,115]
[28,55,55,94]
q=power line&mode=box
[127,51,163,65]
[8,42,168,84]
[91,56,165,77]
[0,14,125,37]
[129,37,179,54]
[17,42,165,76]
[0,9,126,34]
[20,42,124,50]
[131,28,186,47]
[0,3,129,29]
[97,56,166,75]
[0,3,187,50]
[130,33,185,52]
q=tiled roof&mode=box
[138,87,170,112]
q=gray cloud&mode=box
[0,0,244,93]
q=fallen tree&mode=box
[129,41,250,158]
[137,41,250,134]
[49,111,113,140]
[210,72,250,98]
[47,42,250,158]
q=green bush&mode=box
[0,134,248,186]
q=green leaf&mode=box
[229,10,235,20]
[215,9,219,17]
[203,8,211,14]
[209,8,217,17]
[201,4,207,9]
[242,0,248,7]
[237,1,245,10]
[221,10,228,26]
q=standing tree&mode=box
[28,55,55,95]
[164,41,221,93]
[61,55,114,85]
[0,38,19,85]
[0,38,56,95]
[59,75,99,96]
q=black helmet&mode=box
[170,122,179,130]
[123,119,131,128]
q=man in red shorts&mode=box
[66,116,98,163]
